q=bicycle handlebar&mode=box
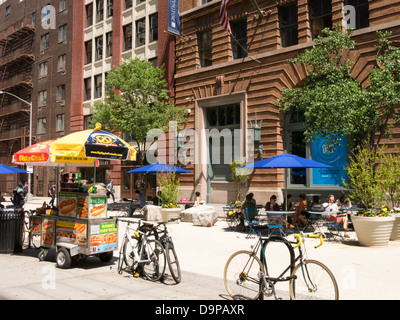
[293,233,324,249]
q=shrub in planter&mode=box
[157,170,182,223]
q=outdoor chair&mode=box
[266,212,286,237]
[325,213,348,241]
[243,207,262,238]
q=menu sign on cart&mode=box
[89,221,117,254]
[41,217,54,246]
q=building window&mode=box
[123,24,132,51]
[96,0,104,22]
[60,0,67,12]
[231,19,247,59]
[200,0,213,4]
[279,2,298,47]
[149,57,157,68]
[309,0,332,39]
[135,18,145,47]
[6,5,10,15]
[40,33,50,51]
[124,0,132,10]
[57,85,65,102]
[107,0,113,17]
[95,35,103,61]
[344,0,369,29]
[198,30,212,68]
[94,74,102,98]
[59,24,67,42]
[38,90,47,107]
[37,118,47,134]
[85,3,93,27]
[206,103,241,181]
[85,40,92,64]
[106,32,113,57]
[149,13,158,43]
[39,61,48,78]
[84,115,93,130]
[56,114,65,131]
[57,54,66,72]
[84,77,91,101]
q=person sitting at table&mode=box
[324,194,349,238]
[265,195,280,211]
[239,193,258,227]
[290,194,309,228]
[337,194,351,208]
[281,194,294,211]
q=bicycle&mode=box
[142,218,182,284]
[23,209,41,249]
[117,218,166,281]
[224,232,339,300]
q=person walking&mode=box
[49,184,56,207]
[106,180,115,202]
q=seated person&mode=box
[127,190,146,216]
[281,194,294,211]
[309,195,324,211]
[337,194,351,208]
[194,191,205,206]
[289,194,308,227]
[265,195,280,211]
[325,194,350,238]
[0,191,5,209]
[240,194,257,226]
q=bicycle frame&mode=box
[124,223,152,264]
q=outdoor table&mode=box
[259,211,295,226]
[308,211,338,236]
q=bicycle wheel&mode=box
[122,236,139,270]
[289,259,339,300]
[224,250,263,300]
[141,239,166,282]
[165,242,181,284]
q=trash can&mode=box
[0,208,24,254]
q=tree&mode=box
[276,25,400,153]
[92,57,187,164]
[230,160,251,201]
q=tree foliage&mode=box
[276,25,400,152]
[92,57,187,163]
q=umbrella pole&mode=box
[284,168,288,211]
[56,167,59,207]
[93,160,96,183]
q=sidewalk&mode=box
[16,197,400,300]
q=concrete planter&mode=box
[160,208,182,223]
[352,215,395,247]
[390,215,400,241]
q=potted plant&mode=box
[157,170,182,223]
[345,144,395,247]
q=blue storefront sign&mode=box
[168,0,180,36]
[312,136,347,185]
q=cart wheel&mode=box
[98,251,114,262]
[56,248,72,269]
[38,249,48,261]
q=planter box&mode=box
[160,208,182,223]
[352,215,395,247]
[390,215,400,241]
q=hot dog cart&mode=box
[33,190,117,269]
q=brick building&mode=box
[174,0,400,204]
[0,0,173,199]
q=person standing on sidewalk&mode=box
[106,180,115,202]
[49,184,56,207]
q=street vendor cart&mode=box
[32,189,117,268]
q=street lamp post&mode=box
[0,90,33,200]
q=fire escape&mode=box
[0,21,35,165]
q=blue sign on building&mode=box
[168,0,180,36]
[312,136,347,185]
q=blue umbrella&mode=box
[240,153,332,210]
[0,164,29,174]
[127,163,191,174]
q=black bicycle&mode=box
[142,218,182,284]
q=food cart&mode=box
[32,186,117,268]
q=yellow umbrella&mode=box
[50,123,136,161]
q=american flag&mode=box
[219,0,233,35]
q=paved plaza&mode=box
[0,197,400,300]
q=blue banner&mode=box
[168,0,180,36]
[312,136,347,185]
